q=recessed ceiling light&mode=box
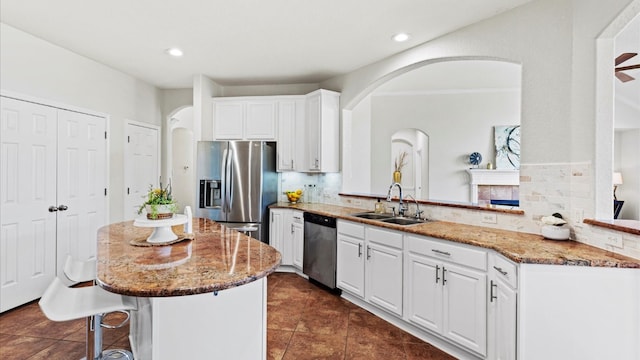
[166,48,184,57]
[392,33,410,42]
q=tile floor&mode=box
[0,272,456,359]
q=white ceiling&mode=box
[0,0,533,89]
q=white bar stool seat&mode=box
[39,277,136,322]
[40,255,137,360]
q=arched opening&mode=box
[166,106,195,211]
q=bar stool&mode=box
[40,258,137,360]
[63,255,96,283]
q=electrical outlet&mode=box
[572,209,584,224]
[481,213,497,224]
[605,234,623,248]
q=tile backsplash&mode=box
[279,163,639,260]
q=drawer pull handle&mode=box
[432,249,451,256]
[490,280,498,302]
[493,266,508,276]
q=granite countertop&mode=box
[96,218,282,297]
[272,203,640,268]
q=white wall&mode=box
[369,91,520,202]
[0,23,162,222]
[322,0,640,258]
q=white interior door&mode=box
[56,109,107,276]
[1,97,57,312]
[124,122,160,220]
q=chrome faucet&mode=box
[386,182,408,217]
[404,194,424,219]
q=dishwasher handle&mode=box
[303,212,336,228]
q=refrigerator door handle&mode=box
[225,147,233,213]
[221,148,228,213]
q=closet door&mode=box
[0,97,57,312]
[56,110,107,275]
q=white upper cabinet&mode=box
[305,89,340,172]
[276,98,306,171]
[212,89,340,172]
[212,98,277,140]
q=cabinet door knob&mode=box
[435,265,441,284]
[57,205,68,211]
[442,267,447,285]
[48,206,58,212]
[366,245,371,260]
[358,243,362,258]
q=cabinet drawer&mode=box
[407,235,487,271]
[337,220,365,239]
[491,254,518,289]
[366,226,403,250]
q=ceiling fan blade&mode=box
[615,71,635,83]
[615,64,640,72]
[615,52,637,66]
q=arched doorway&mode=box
[167,106,195,211]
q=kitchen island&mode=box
[96,218,281,360]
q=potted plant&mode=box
[138,180,178,220]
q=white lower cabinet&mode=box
[291,212,304,270]
[336,221,365,297]
[365,226,403,316]
[404,235,488,357]
[488,254,517,360]
[269,209,304,271]
[337,220,403,317]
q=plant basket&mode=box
[146,204,176,220]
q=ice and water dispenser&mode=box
[199,179,221,208]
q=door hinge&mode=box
[104,188,107,196]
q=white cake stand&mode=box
[133,214,188,244]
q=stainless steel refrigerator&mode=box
[196,141,277,242]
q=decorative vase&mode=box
[146,204,175,220]
[393,171,402,183]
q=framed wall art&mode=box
[494,125,520,169]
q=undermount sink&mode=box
[379,217,427,226]
[350,212,428,226]
[350,212,395,220]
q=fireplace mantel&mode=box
[466,169,519,204]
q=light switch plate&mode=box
[481,213,497,224]
[605,234,623,248]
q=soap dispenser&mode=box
[374,199,385,214]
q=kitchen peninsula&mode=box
[271,202,640,360]
[96,218,281,360]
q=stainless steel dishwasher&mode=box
[303,212,337,289]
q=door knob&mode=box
[57,205,68,211]
[48,206,58,212]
